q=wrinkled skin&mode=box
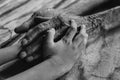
[5,19,86,80]
[41,20,83,61]
[15,6,120,62]
[16,18,83,62]
[15,11,52,61]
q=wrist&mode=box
[50,55,74,69]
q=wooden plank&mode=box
[0,0,13,8]
[0,0,52,26]
[0,0,28,16]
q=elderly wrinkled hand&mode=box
[41,20,83,64]
[18,19,83,64]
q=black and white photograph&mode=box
[0,0,120,80]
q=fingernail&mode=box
[21,39,28,45]
[20,51,27,58]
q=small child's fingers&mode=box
[19,36,42,59]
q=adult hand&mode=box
[41,20,82,63]
[17,15,70,61]
[19,20,83,64]
[7,20,84,80]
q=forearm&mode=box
[64,0,108,15]
[7,55,73,80]
[0,43,21,65]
